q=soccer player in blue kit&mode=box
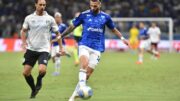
[62,0,129,100]
[51,12,67,76]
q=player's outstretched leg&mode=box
[69,55,88,101]
[69,67,94,101]
[69,69,88,101]
[69,83,80,101]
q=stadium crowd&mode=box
[0,0,180,38]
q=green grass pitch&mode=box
[0,52,180,101]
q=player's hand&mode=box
[56,48,66,57]
[51,39,57,44]
[21,42,27,52]
[122,39,131,48]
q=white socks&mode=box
[138,54,143,62]
[55,57,61,73]
[79,69,87,86]
[70,69,87,99]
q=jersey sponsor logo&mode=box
[87,14,91,17]
[46,20,51,25]
[87,27,103,33]
[88,19,92,22]
[31,19,36,24]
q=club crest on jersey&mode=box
[31,20,36,24]
[46,20,50,24]
[88,19,92,22]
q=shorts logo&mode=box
[22,58,25,63]
[97,56,100,62]
[43,60,47,63]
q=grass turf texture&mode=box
[0,52,180,101]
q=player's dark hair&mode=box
[34,0,38,3]
[35,0,43,4]
[91,0,102,2]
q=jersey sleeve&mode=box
[51,17,59,33]
[59,25,67,33]
[157,28,161,35]
[72,13,83,27]
[22,16,29,29]
[106,15,115,29]
[147,28,150,35]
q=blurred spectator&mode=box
[0,0,180,38]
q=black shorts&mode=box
[23,49,49,67]
[74,36,82,43]
[151,42,158,47]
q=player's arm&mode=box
[62,13,83,38]
[55,31,65,55]
[158,28,161,40]
[106,15,129,47]
[51,38,58,43]
[21,16,29,52]
[20,28,28,51]
[61,24,76,38]
[111,28,130,47]
[51,18,65,55]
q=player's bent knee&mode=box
[22,68,31,76]
[39,68,46,74]
[38,66,47,74]
[22,71,30,76]
[81,62,88,69]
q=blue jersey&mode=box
[139,27,149,40]
[52,23,67,46]
[72,10,115,52]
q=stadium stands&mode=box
[0,0,180,38]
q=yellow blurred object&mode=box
[129,26,139,49]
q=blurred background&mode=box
[1,1,180,101]
[0,0,180,52]
[0,0,180,38]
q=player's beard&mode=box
[38,8,44,15]
[40,8,44,12]
[92,8,100,14]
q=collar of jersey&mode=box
[90,10,101,16]
[33,11,48,16]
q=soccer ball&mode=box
[78,86,93,100]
